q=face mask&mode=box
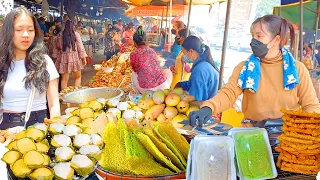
[315,50,319,54]
[250,38,269,58]
[171,29,176,35]
[183,55,193,64]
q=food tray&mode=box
[62,87,123,104]
[95,165,186,180]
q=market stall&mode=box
[1,86,319,179]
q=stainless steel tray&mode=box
[61,87,123,104]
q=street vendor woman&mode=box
[189,15,320,128]
[0,7,60,130]
[176,36,220,101]
[130,27,173,94]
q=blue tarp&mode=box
[281,0,308,5]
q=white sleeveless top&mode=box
[2,55,59,112]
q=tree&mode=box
[255,0,280,19]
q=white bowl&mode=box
[102,67,114,73]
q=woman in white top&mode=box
[0,7,60,129]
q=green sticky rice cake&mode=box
[235,133,273,179]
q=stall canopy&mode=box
[273,1,319,30]
[125,4,187,17]
[281,0,310,5]
[122,0,225,6]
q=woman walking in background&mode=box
[53,20,87,90]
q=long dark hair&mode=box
[252,15,295,51]
[62,20,76,52]
[182,36,219,72]
[0,7,49,96]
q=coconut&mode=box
[90,134,103,146]
[33,123,48,133]
[52,134,71,148]
[74,134,91,148]
[55,147,75,162]
[53,162,74,180]
[107,108,121,117]
[79,145,100,155]
[49,123,65,134]
[63,125,80,137]
[70,155,95,177]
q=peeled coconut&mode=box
[117,102,129,111]
[107,99,119,108]
[55,147,75,162]
[90,134,103,146]
[122,110,136,120]
[63,125,80,137]
[74,134,91,148]
[53,162,74,180]
[49,123,65,134]
[79,145,102,161]
[70,155,95,177]
[51,134,72,148]
[33,123,48,134]
[107,108,121,117]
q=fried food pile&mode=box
[88,53,133,88]
[276,109,320,175]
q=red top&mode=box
[130,45,166,88]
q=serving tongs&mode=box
[179,119,232,136]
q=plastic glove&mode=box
[188,107,212,127]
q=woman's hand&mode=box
[82,58,87,66]
[190,101,203,107]
[170,66,176,74]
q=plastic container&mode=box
[186,136,236,180]
[232,128,277,180]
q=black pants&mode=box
[0,109,48,130]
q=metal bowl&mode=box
[61,87,123,104]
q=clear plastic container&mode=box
[232,129,277,180]
[186,136,236,180]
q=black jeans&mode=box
[0,109,48,130]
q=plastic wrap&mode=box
[232,128,277,180]
[187,136,236,180]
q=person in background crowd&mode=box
[114,19,124,32]
[0,7,60,129]
[104,27,121,60]
[38,17,48,36]
[162,21,186,67]
[123,25,134,46]
[108,24,113,30]
[52,20,87,90]
[170,29,192,89]
[48,26,62,62]
[303,42,311,58]
[316,45,320,66]
[189,15,320,128]
[120,38,129,53]
[130,27,172,94]
[175,36,219,101]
